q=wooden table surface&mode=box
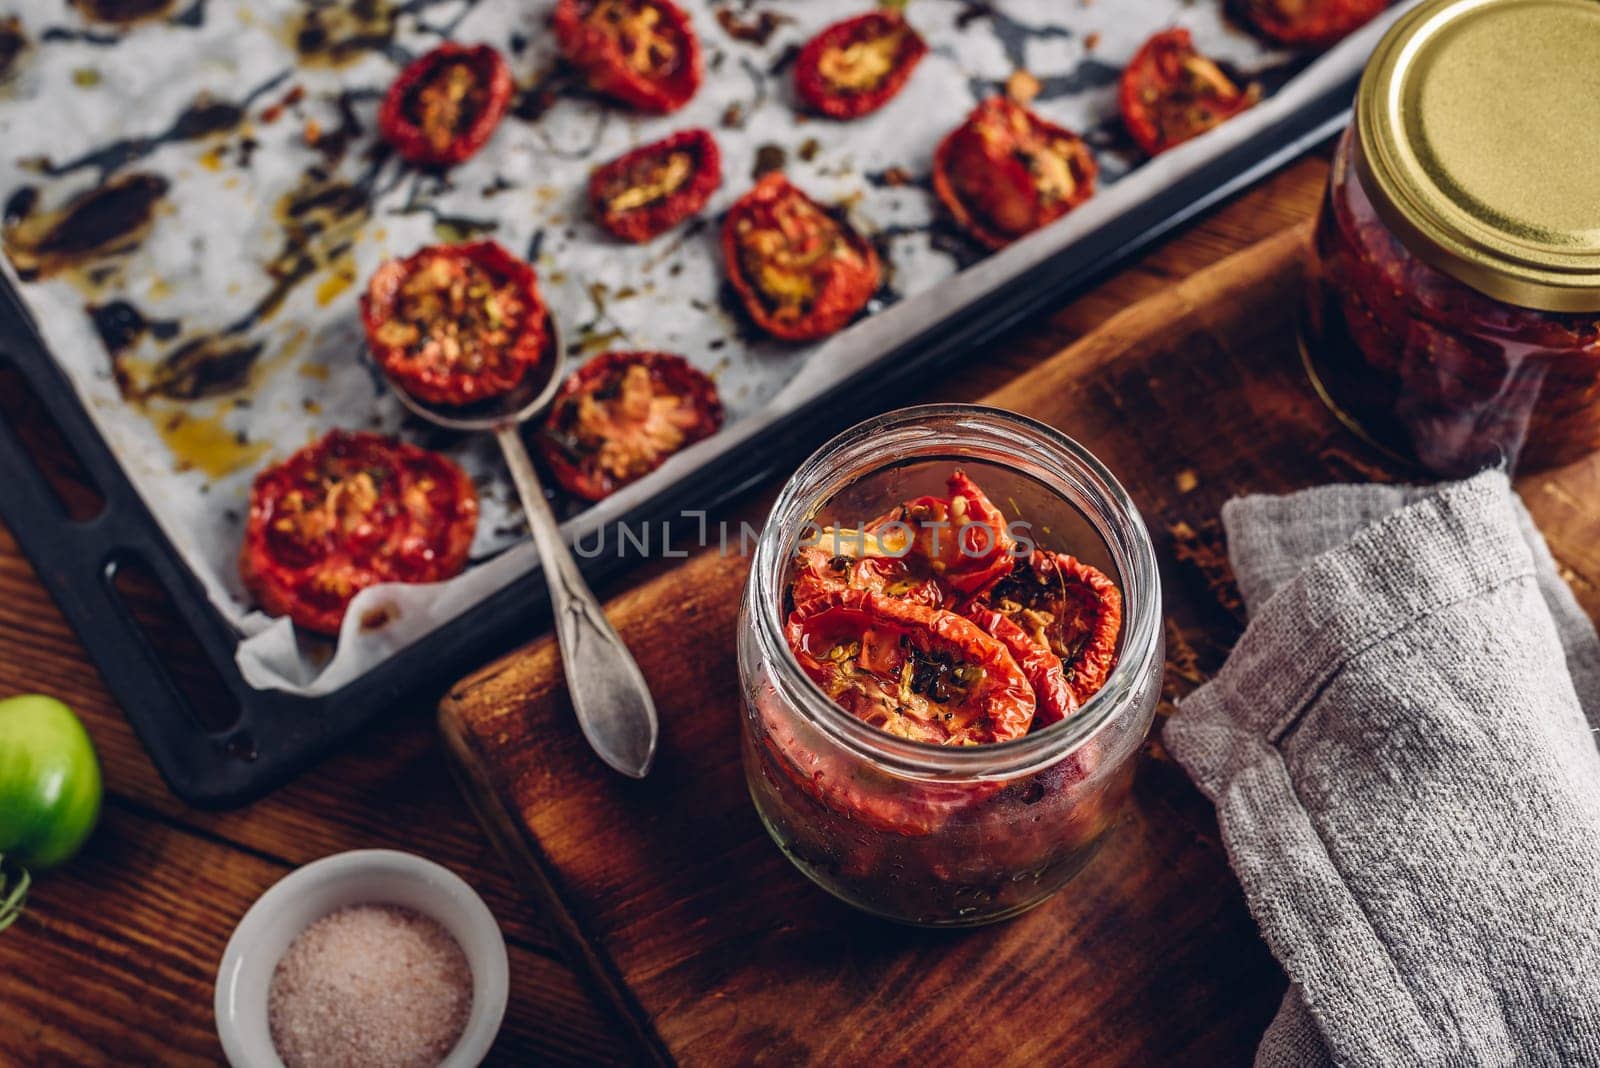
[0,152,1331,1066]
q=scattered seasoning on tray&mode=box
[268,904,472,1068]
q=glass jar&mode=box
[1302,0,1600,477]
[737,404,1163,926]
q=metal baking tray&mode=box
[0,2,1387,806]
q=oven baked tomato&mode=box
[378,43,513,167]
[722,172,879,342]
[794,10,928,120]
[1119,29,1261,157]
[968,550,1122,705]
[933,96,1098,249]
[1237,0,1388,47]
[962,604,1077,727]
[538,350,723,501]
[552,0,702,113]
[785,589,1036,747]
[589,128,721,243]
[790,546,944,610]
[240,431,478,636]
[868,470,1017,598]
[361,240,548,408]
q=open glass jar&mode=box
[1302,0,1600,477]
[738,405,1163,926]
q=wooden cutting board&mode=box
[439,225,1600,1065]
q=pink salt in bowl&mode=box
[215,849,509,1068]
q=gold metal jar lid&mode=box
[1355,0,1600,313]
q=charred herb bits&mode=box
[1119,29,1261,157]
[537,351,723,501]
[932,96,1098,249]
[589,128,721,243]
[240,431,478,635]
[552,0,703,113]
[794,11,929,120]
[722,173,880,342]
[360,241,548,407]
[378,43,513,167]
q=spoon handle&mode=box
[494,425,659,779]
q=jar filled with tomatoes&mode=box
[1302,0,1600,477]
[738,405,1163,926]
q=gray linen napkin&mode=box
[1163,471,1600,1067]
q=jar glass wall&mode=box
[1303,129,1600,477]
[737,405,1163,926]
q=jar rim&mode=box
[748,403,1164,781]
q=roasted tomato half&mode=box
[722,173,880,342]
[361,240,549,408]
[785,589,1036,746]
[867,470,1017,598]
[378,43,513,167]
[962,604,1077,727]
[589,128,721,243]
[790,546,943,610]
[932,96,1098,249]
[1238,0,1388,47]
[1119,29,1261,156]
[538,350,723,501]
[240,430,478,636]
[794,11,929,120]
[968,550,1123,706]
[552,0,702,113]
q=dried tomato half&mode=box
[962,605,1077,727]
[589,128,721,243]
[794,10,928,120]
[722,172,880,342]
[538,350,723,501]
[785,589,1036,746]
[552,0,702,113]
[1238,0,1388,47]
[932,96,1098,250]
[969,551,1123,706]
[1119,29,1261,157]
[378,43,513,168]
[790,547,944,611]
[361,240,549,408]
[240,430,478,636]
[867,470,1017,599]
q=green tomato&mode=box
[0,695,102,870]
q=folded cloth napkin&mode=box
[1163,470,1600,1067]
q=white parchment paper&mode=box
[0,0,1411,694]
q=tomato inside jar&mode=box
[360,241,548,408]
[722,173,880,342]
[1119,29,1260,157]
[537,350,723,501]
[552,0,702,113]
[794,11,929,120]
[240,430,478,636]
[933,96,1098,249]
[589,128,721,243]
[377,43,513,167]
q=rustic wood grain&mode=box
[440,219,1600,1065]
[0,153,1358,1065]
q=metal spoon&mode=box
[384,318,659,778]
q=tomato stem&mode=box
[0,856,29,934]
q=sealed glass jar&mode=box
[737,405,1163,926]
[1303,0,1600,476]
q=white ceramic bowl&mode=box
[215,849,509,1068]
